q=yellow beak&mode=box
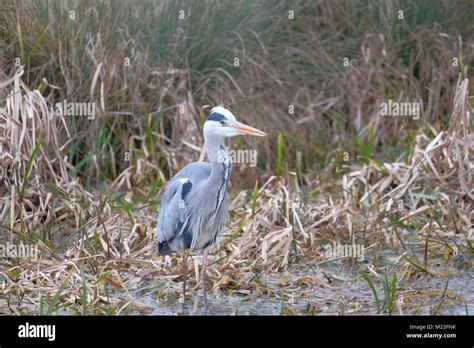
[232,121,267,137]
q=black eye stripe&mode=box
[207,113,227,122]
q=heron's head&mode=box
[203,106,267,141]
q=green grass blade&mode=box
[280,290,286,315]
[389,272,397,314]
[274,132,284,176]
[95,271,111,285]
[39,293,44,315]
[20,139,44,201]
[46,270,73,315]
[28,25,49,58]
[361,273,381,313]
[403,254,432,274]
[382,273,390,311]
[80,266,88,315]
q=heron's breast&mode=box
[190,192,229,250]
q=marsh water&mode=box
[120,255,473,316]
[1,249,472,316]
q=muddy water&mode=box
[1,252,471,315]
[122,257,473,316]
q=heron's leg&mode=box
[181,249,187,312]
[201,247,209,315]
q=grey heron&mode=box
[157,106,266,314]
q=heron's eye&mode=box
[219,120,225,126]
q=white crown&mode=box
[210,106,236,121]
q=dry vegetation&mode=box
[0,0,473,315]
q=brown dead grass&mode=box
[0,70,472,314]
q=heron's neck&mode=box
[205,136,223,164]
[204,137,232,189]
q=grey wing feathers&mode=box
[156,162,211,255]
[157,179,189,242]
[171,162,212,183]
